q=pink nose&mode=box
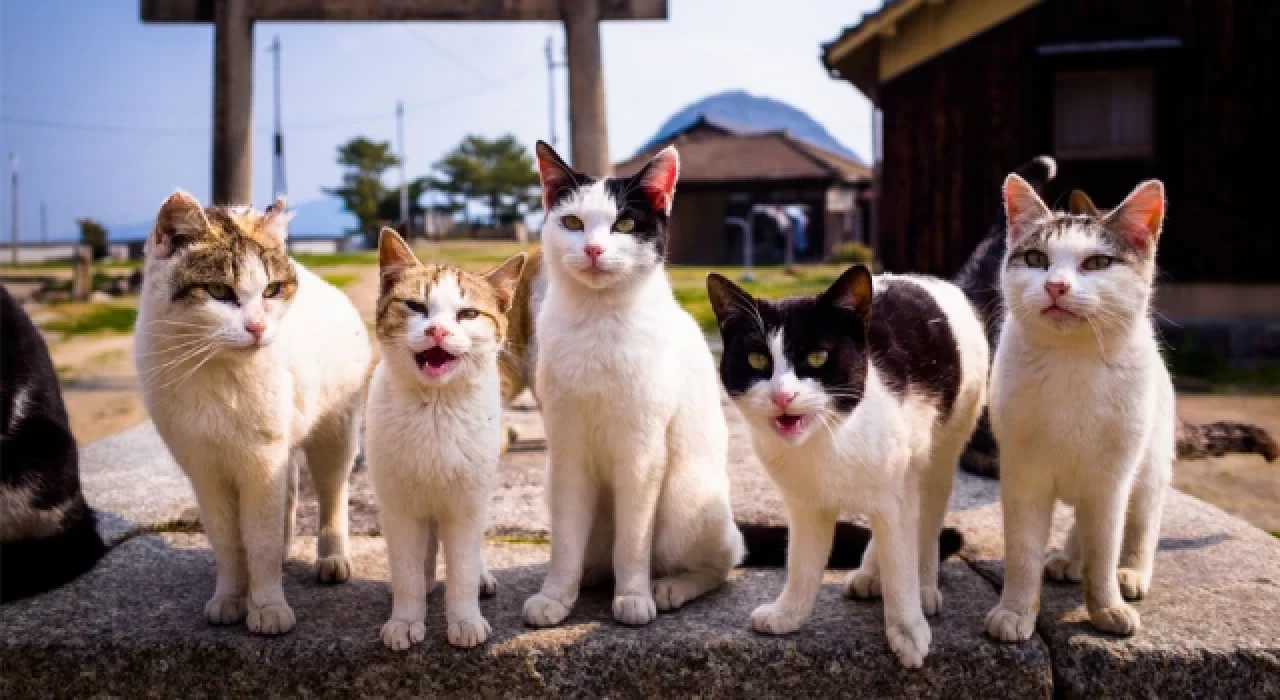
[429,326,450,343]
[1044,280,1070,300]
[244,320,266,339]
[771,391,797,409]
[584,244,604,261]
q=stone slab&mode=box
[0,534,1049,699]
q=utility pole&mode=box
[396,100,409,234]
[40,201,47,244]
[545,36,567,150]
[268,35,286,198]
[9,154,18,265]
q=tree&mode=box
[324,137,400,245]
[77,218,109,261]
[376,175,432,224]
[430,135,540,227]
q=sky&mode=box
[0,0,878,240]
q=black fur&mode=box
[739,522,965,569]
[0,284,106,602]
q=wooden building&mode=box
[822,0,1279,322]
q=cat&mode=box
[366,229,525,650]
[707,265,988,668]
[984,175,1174,641]
[135,192,372,635]
[521,141,745,629]
[0,285,107,602]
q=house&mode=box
[821,0,1279,344]
[614,91,871,265]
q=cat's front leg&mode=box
[186,467,248,625]
[524,437,596,628]
[751,503,837,636]
[380,506,430,650]
[871,505,931,668]
[239,447,295,636]
[441,510,492,648]
[985,463,1054,643]
[609,446,669,626]
[1078,486,1141,636]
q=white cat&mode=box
[985,176,1174,642]
[135,192,372,635]
[521,141,744,628]
[707,266,989,668]
[365,229,525,650]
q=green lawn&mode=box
[296,240,528,272]
[320,273,357,289]
[43,304,138,337]
[668,264,848,332]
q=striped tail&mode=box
[1176,420,1278,462]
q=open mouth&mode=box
[414,346,459,377]
[772,413,812,438]
[1041,306,1080,322]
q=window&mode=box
[1054,69,1154,159]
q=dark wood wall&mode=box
[877,0,1279,283]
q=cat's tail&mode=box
[0,502,106,603]
[1176,420,1278,462]
[737,522,965,569]
[1014,155,1057,193]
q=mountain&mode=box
[96,196,355,242]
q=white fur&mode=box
[136,240,371,636]
[366,271,503,650]
[523,180,744,628]
[733,275,988,668]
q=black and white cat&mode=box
[707,267,988,668]
[1,285,106,602]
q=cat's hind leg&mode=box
[302,402,361,584]
[651,495,741,612]
[1045,521,1083,583]
[917,432,964,616]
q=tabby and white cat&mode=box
[522,141,744,629]
[707,266,988,668]
[985,176,1173,642]
[135,192,372,635]
[366,229,525,650]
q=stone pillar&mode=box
[213,0,253,205]
[561,0,610,176]
[71,246,93,302]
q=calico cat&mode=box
[521,141,745,629]
[707,266,988,668]
[135,192,372,635]
[366,230,525,650]
[985,176,1173,641]
[0,285,106,602]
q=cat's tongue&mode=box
[774,414,809,437]
[415,346,458,377]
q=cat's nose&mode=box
[429,325,450,344]
[584,244,604,261]
[1044,280,1070,300]
[244,320,266,339]
[770,391,797,409]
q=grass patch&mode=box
[293,251,378,267]
[321,273,357,289]
[1272,531,1280,539]
[43,304,137,337]
[667,264,847,332]
[488,534,551,546]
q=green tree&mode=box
[377,175,433,224]
[430,135,540,226]
[324,137,400,245]
[77,218,109,261]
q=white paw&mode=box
[612,593,657,626]
[750,602,804,635]
[653,577,696,611]
[844,569,881,599]
[1090,603,1141,636]
[886,616,931,669]
[316,555,352,584]
[479,570,499,599]
[247,601,296,636]
[380,617,426,651]
[204,594,247,625]
[447,614,492,648]
[1117,568,1148,601]
[921,587,942,617]
[1044,554,1083,583]
[985,605,1037,643]
[523,593,571,628]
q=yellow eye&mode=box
[457,308,479,321]
[747,352,769,371]
[561,215,584,231]
[264,282,283,299]
[807,350,829,368]
[1081,255,1114,271]
[1022,250,1049,268]
[613,218,635,233]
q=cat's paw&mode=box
[844,569,881,600]
[316,555,352,584]
[886,616,931,669]
[1117,568,1149,601]
[447,614,492,648]
[380,617,426,651]
[653,577,697,611]
[985,605,1037,643]
[247,601,296,636]
[523,593,570,628]
[204,594,247,625]
[1045,554,1083,583]
[921,587,943,617]
[1090,603,1141,636]
[750,602,804,635]
[612,593,657,626]
[479,570,499,598]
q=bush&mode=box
[830,242,875,265]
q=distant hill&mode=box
[95,197,356,242]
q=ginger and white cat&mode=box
[135,192,371,635]
[522,141,744,628]
[985,176,1174,642]
[707,266,988,668]
[366,229,525,650]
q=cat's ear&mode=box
[1101,179,1165,252]
[151,189,210,258]
[820,265,873,321]
[484,252,527,313]
[378,228,419,294]
[632,146,680,215]
[1003,173,1051,244]
[706,273,753,329]
[1068,189,1101,217]
[260,194,293,246]
[535,140,581,210]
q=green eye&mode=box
[205,283,236,302]
[1081,255,1114,271]
[263,282,284,299]
[747,352,770,371]
[613,217,635,233]
[457,308,479,321]
[1022,250,1049,269]
[561,215,584,231]
[807,350,829,368]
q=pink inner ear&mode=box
[537,157,572,208]
[640,154,678,212]
[1110,184,1165,251]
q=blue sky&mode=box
[0,0,877,240]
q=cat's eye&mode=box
[457,308,479,321]
[404,300,428,314]
[1081,255,1115,271]
[1022,250,1050,269]
[561,215,584,231]
[613,217,635,233]
[205,283,236,302]
[747,352,770,371]
[807,350,829,368]
[263,282,284,299]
